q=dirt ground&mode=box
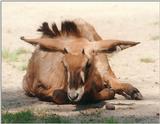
[2,2,160,123]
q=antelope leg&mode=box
[104,76,143,100]
[94,88,115,101]
[52,89,70,104]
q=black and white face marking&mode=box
[63,61,91,102]
[66,70,86,102]
[67,61,92,102]
[62,49,91,102]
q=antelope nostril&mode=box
[68,93,78,101]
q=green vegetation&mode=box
[2,48,30,62]
[2,49,19,62]
[2,110,120,123]
[2,110,70,123]
[2,110,34,123]
[105,116,118,123]
[140,58,155,63]
[2,48,31,71]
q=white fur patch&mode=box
[67,71,70,83]
[80,71,85,83]
[67,86,84,102]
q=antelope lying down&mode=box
[21,19,143,104]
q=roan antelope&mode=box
[21,19,143,104]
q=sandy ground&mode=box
[2,2,160,123]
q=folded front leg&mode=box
[94,88,115,102]
[104,76,143,100]
[52,89,70,104]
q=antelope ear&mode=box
[20,36,37,45]
[20,36,64,52]
[92,39,140,53]
[106,44,140,53]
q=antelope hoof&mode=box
[122,88,143,100]
[131,89,143,100]
[20,36,25,40]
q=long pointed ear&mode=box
[20,36,64,52]
[91,39,140,52]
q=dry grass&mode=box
[2,48,31,62]
[140,57,155,63]
[150,35,160,41]
[2,48,31,71]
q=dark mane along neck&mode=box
[37,21,81,38]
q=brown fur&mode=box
[21,19,143,104]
